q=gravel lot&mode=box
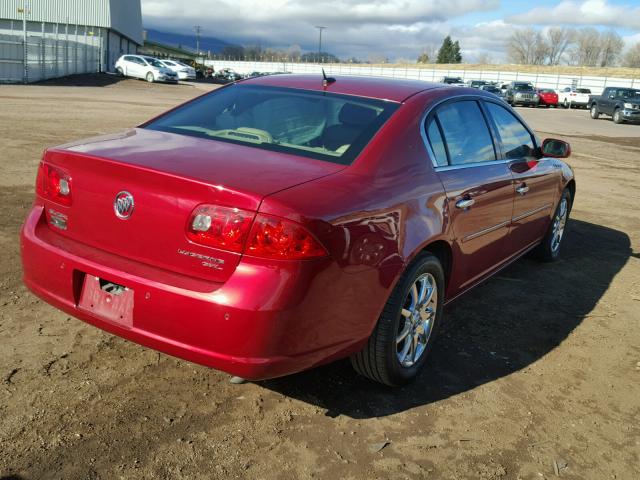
[1,75,639,480]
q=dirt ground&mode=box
[1,74,639,480]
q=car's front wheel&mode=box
[350,253,444,386]
[116,67,124,77]
[612,108,624,124]
[563,99,570,109]
[534,189,571,262]
[146,72,155,83]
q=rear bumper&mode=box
[21,206,376,379]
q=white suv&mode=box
[115,55,178,83]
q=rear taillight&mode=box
[186,205,328,260]
[186,205,254,253]
[36,162,72,206]
[246,214,327,260]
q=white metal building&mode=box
[0,0,142,82]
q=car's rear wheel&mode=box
[146,72,155,83]
[534,189,571,262]
[612,108,623,124]
[590,104,600,119]
[350,253,444,386]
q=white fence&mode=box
[0,28,101,83]
[204,60,639,96]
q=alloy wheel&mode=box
[551,198,568,253]
[396,273,437,368]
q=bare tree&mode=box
[476,52,493,65]
[546,27,573,65]
[571,28,602,66]
[599,30,624,67]
[507,28,548,65]
[623,42,640,68]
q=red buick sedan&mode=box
[21,75,575,386]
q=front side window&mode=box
[485,103,535,159]
[145,85,399,165]
[433,101,496,166]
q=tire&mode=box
[116,67,124,77]
[146,72,155,83]
[533,189,571,262]
[612,108,624,124]
[350,253,445,386]
[590,104,599,119]
[563,99,569,109]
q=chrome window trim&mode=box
[419,94,538,172]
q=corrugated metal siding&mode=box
[108,0,142,45]
[0,0,141,44]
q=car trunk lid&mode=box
[42,128,344,283]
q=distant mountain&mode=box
[144,28,231,54]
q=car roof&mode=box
[239,74,444,102]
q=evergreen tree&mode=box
[436,36,463,63]
[453,40,462,63]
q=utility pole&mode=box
[20,0,28,83]
[315,26,326,63]
[194,25,201,58]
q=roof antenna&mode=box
[322,68,336,88]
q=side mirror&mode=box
[609,94,615,99]
[541,138,571,158]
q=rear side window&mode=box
[433,101,496,166]
[485,103,535,159]
[426,120,448,167]
[145,85,399,165]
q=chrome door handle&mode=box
[516,184,530,195]
[456,198,475,209]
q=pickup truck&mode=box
[589,87,640,124]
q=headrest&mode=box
[339,103,378,127]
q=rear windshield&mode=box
[576,88,591,94]
[144,84,399,164]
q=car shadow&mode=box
[258,219,631,419]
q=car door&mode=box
[424,99,514,294]
[483,101,560,257]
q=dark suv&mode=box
[505,82,539,107]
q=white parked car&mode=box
[114,55,178,83]
[558,87,592,109]
[158,60,196,80]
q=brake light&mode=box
[246,214,327,260]
[36,162,72,206]
[186,205,328,260]
[186,205,254,253]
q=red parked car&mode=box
[21,75,575,386]
[537,88,559,108]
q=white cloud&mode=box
[141,0,501,60]
[509,0,640,30]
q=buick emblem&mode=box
[114,191,134,219]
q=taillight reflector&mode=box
[36,162,72,206]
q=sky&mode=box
[140,0,640,62]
